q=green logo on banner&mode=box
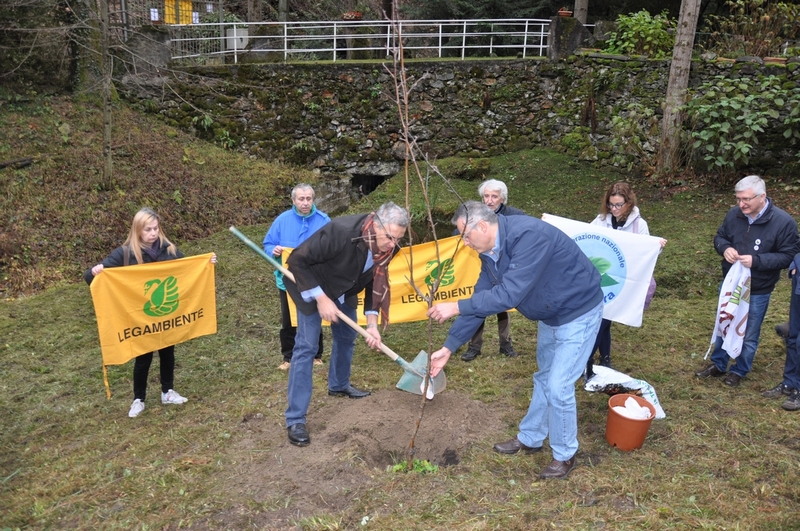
[589,257,620,287]
[425,258,455,287]
[143,276,180,317]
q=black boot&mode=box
[585,356,595,380]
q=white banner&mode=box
[542,214,662,327]
[707,261,750,359]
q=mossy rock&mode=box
[486,146,505,157]
[561,129,592,153]
[507,136,533,152]
[437,157,491,180]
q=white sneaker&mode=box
[161,389,188,405]
[128,399,145,418]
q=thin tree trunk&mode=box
[574,0,589,24]
[278,0,287,22]
[247,0,261,22]
[658,0,702,173]
[100,0,113,187]
[382,0,393,19]
[69,0,102,93]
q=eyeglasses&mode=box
[461,224,479,244]
[378,229,401,246]
[607,202,626,210]
[735,194,761,204]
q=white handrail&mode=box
[164,18,558,63]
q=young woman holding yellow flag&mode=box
[84,208,216,418]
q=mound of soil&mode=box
[214,389,508,529]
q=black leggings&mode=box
[586,319,612,377]
[133,346,175,401]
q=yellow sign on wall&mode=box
[164,0,194,24]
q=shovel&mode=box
[228,226,446,398]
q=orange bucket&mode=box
[605,394,656,451]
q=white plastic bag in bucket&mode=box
[585,365,666,419]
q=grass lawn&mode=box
[3,139,800,529]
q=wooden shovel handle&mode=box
[333,310,401,362]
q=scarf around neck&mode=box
[361,213,394,330]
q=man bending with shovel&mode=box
[283,202,408,447]
[427,201,603,479]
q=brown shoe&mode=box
[695,364,725,378]
[493,437,542,455]
[539,456,577,479]
[723,373,743,387]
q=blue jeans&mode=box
[517,301,603,461]
[285,300,358,427]
[710,291,771,377]
[783,274,800,389]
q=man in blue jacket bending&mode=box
[428,201,603,479]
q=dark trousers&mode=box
[783,273,800,389]
[586,318,612,377]
[468,311,512,350]
[280,289,323,362]
[133,345,175,401]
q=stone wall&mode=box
[121,54,800,183]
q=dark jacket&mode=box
[496,203,525,216]
[284,214,398,316]
[83,241,184,285]
[452,202,525,236]
[443,215,603,352]
[713,200,799,294]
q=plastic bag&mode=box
[584,365,666,419]
[613,396,653,420]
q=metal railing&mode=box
[166,19,553,64]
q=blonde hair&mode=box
[123,208,177,265]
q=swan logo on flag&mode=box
[573,232,627,304]
[424,258,456,288]
[143,276,180,317]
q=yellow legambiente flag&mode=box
[286,236,482,325]
[385,235,482,323]
[90,254,217,396]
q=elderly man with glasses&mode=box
[428,201,604,479]
[696,175,799,388]
[283,202,408,447]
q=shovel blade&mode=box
[396,350,447,398]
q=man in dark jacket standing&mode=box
[283,202,408,447]
[460,179,525,361]
[696,175,799,387]
[428,201,603,479]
